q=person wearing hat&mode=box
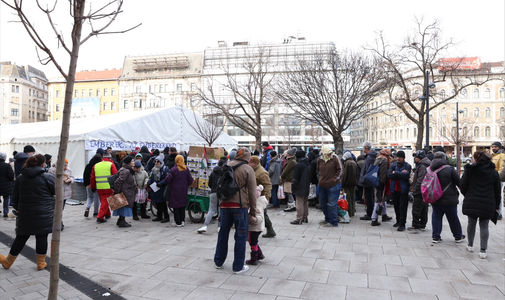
[409,150,431,230]
[83,154,102,218]
[113,156,136,227]
[90,151,118,223]
[290,150,311,225]
[96,148,105,156]
[147,156,171,223]
[317,145,343,227]
[281,148,297,212]
[14,145,36,177]
[165,155,194,227]
[260,141,274,171]
[491,141,504,219]
[0,152,14,218]
[341,151,359,217]
[388,150,412,231]
[135,153,144,167]
[424,147,434,161]
[133,160,150,220]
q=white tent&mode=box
[0,106,237,178]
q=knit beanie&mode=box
[295,150,306,159]
[24,145,35,153]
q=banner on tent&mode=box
[85,140,179,151]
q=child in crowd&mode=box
[246,185,268,265]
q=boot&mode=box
[132,205,139,221]
[371,220,381,226]
[258,246,265,260]
[140,203,151,219]
[382,215,392,222]
[245,251,258,265]
[0,254,17,269]
[36,254,47,270]
[262,222,276,238]
[118,216,132,228]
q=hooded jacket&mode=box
[430,158,460,205]
[373,150,392,186]
[461,160,501,220]
[139,146,152,165]
[133,167,149,189]
[268,156,282,186]
[412,157,431,195]
[14,152,30,177]
[252,163,272,200]
[0,159,14,195]
[114,163,136,207]
[388,160,412,194]
[83,155,103,187]
[249,195,268,232]
[342,154,359,188]
[13,166,55,235]
[292,157,311,197]
[309,153,319,185]
[208,165,222,193]
[359,151,377,187]
[220,147,257,218]
[317,153,343,189]
[164,153,178,170]
[281,156,296,183]
[260,145,274,171]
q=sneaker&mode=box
[397,226,406,231]
[217,227,220,233]
[215,263,223,269]
[432,238,442,244]
[371,220,381,226]
[284,207,296,212]
[319,221,329,226]
[233,265,249,274]
[455,235,465,243]
[393,223,399,228]
[322,223,338,227]
[172,223,182,227]
[181,221,185,227]
[419,227,426,231]
[466,245,474,252]
[84,209,89,218]
[479,251,487,259]
[359,215,372,220]
[197,226,207,233]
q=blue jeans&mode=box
[431,204,463,239]
[271,185,279,207]
[319,183,341,226]
[214,207,249,272]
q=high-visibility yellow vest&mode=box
[95,161,113,190]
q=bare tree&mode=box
[437,118,476,146]
[182,106,224,147]
[367,17,494,150]
[0,1,139,298]
[305,122,324,146]
[200,45,276,151]
[276,49,387,154]
[277,114,302,148]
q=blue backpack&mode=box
[363,164,380,187]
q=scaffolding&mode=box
[133,56,189,71]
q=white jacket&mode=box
[249,196,268,232]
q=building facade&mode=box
[1,62,48,125]
[358,61,505,154]
[48,69,121,120]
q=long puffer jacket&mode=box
[461,160,501,220]
[412,157,431,195]
[292,157,311,197]
[342,158,359,188]
[13,166,55,235]
[114,164,136,208]
[0,160,14,195]
[268,156,282,186]
[430,158,460,206]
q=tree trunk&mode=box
[48,4,84,299]
[415,118,425,151]
[333,134,344,155]
[254,135,262,153]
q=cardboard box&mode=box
[189,178,199,188]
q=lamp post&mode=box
[418,71,436,150]
[452,101,464,176]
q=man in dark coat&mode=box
[260,141,274,171]
[387,150,411,231]
[409,150,431,230]
[164,147,178,170]
[83,154,102,218]
[356,154,365,204]
[359,142,377,220]
[291,150,311,224]
[139,146,152,166]
[0,152,15,217]
[14,145,35,177]
[341,152,359,217]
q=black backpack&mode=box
[216,162,247,202]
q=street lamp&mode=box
[452,101,465,176]
[418,70,436,149]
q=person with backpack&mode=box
[429,152,464,243]
[260,142,274,171]
[214,147,258,275]
[388,150,412,231]
[370,149,393,226]
[408,150,431,231]
[359,141,378,220]
[197,158,226,233]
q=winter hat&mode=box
[250,156,260,165]
[295,150,305,159]
[96,148,105,155]
[134,161,142,168]
[228,150,237,161]
[433,152,447,160]
[414,150,426,159]
[44,154,52,163]
[65,159,69,164]
[0,152,6,161]
[153,149,160,156]
[123,156,134,165]
[103,151,111,158]
[396,151,405,158]
[433,146,445,153]
[253,150,260,156]
[342,152,353,161]
[287,148,297,156]
[234,147,252,162]
[262,141,269,147]
[492,141,502,148]
[313,149,320,155]
[23,145,35,153]
[135,153,143,158]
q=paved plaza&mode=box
[1,200,504,300]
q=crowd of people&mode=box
[0,140,503,272]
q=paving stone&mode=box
[409,278,459,297]
[368,274,412,292]
[349,261,387,275]
[258,278,306,298]
[385,264,427,279]
[251,265,294,280]
[220,275,268,293]
[288,267,329,283]
[346,286,392,300]
[327,271,368,288]
[300,282,346,299]
[142,282,197,300]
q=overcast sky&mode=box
[1,0,504,79]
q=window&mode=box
[135,86,141,93]
[94,89,99,97]
[56,104,60,112]
[104,88,108,96]
[159,85,163,93]
[111,102,116,111]
[414,128,417,137]
[473,107,479,118]
[190,98,198,107]
[37,113,40,120]
[440,89,446,98]
[134,100,139,108]
[37,101,39,108]
[484,88,490,98]
[111,88,115,96]
[485,126,491,137]
[103,102,108,111]
[56,90,60,98]
[452,127,456,137]
[500,88,505,98]
[11,109,19,116]
[461,88,468,99]
[177,84,182,92]
[474,126,479,137]
[406,128,410,138]
[462,108,468,117]
[87,89,92,97]
[149,85,153,93]
[123,100,129,109]
[451,89,456,96]
[485,107,491,118]
[501,107,505,117]
[29,89,31,96]
[29,100,31,107]
[164,84,169,92]
[191,83,196,92]
[74,90,78,97]
[42,114,46,120]
[400,129,403,139]
[81,90,85,97]
[473,88,479,99]
[442,127,446,137]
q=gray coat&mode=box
[268,156,282,186]
[114,164,136,208]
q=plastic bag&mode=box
[308,184,317,199]
[277,185,285,200]
[339,210,350,223]
[135,188,146,204]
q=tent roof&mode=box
[1,106,237,148]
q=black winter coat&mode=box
[14,152,30,177]
[412,157,431,195]
[13,166,55,235]
[292,157,311,197]
[164,154,177,170]
[359,151,377,187]
[342,158,359,187]
[430,158,460,205]
[139,146,152,165]
[83,156,103,186]
[461,160,501,220]
[309,155,319,185]
[0,161,14,195]
[208,165,222,193]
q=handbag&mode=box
[277,185,286,199]
[162,172,172,200]
[135,188,146,204]
[107,192,128,211]
[363,164,380,187]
